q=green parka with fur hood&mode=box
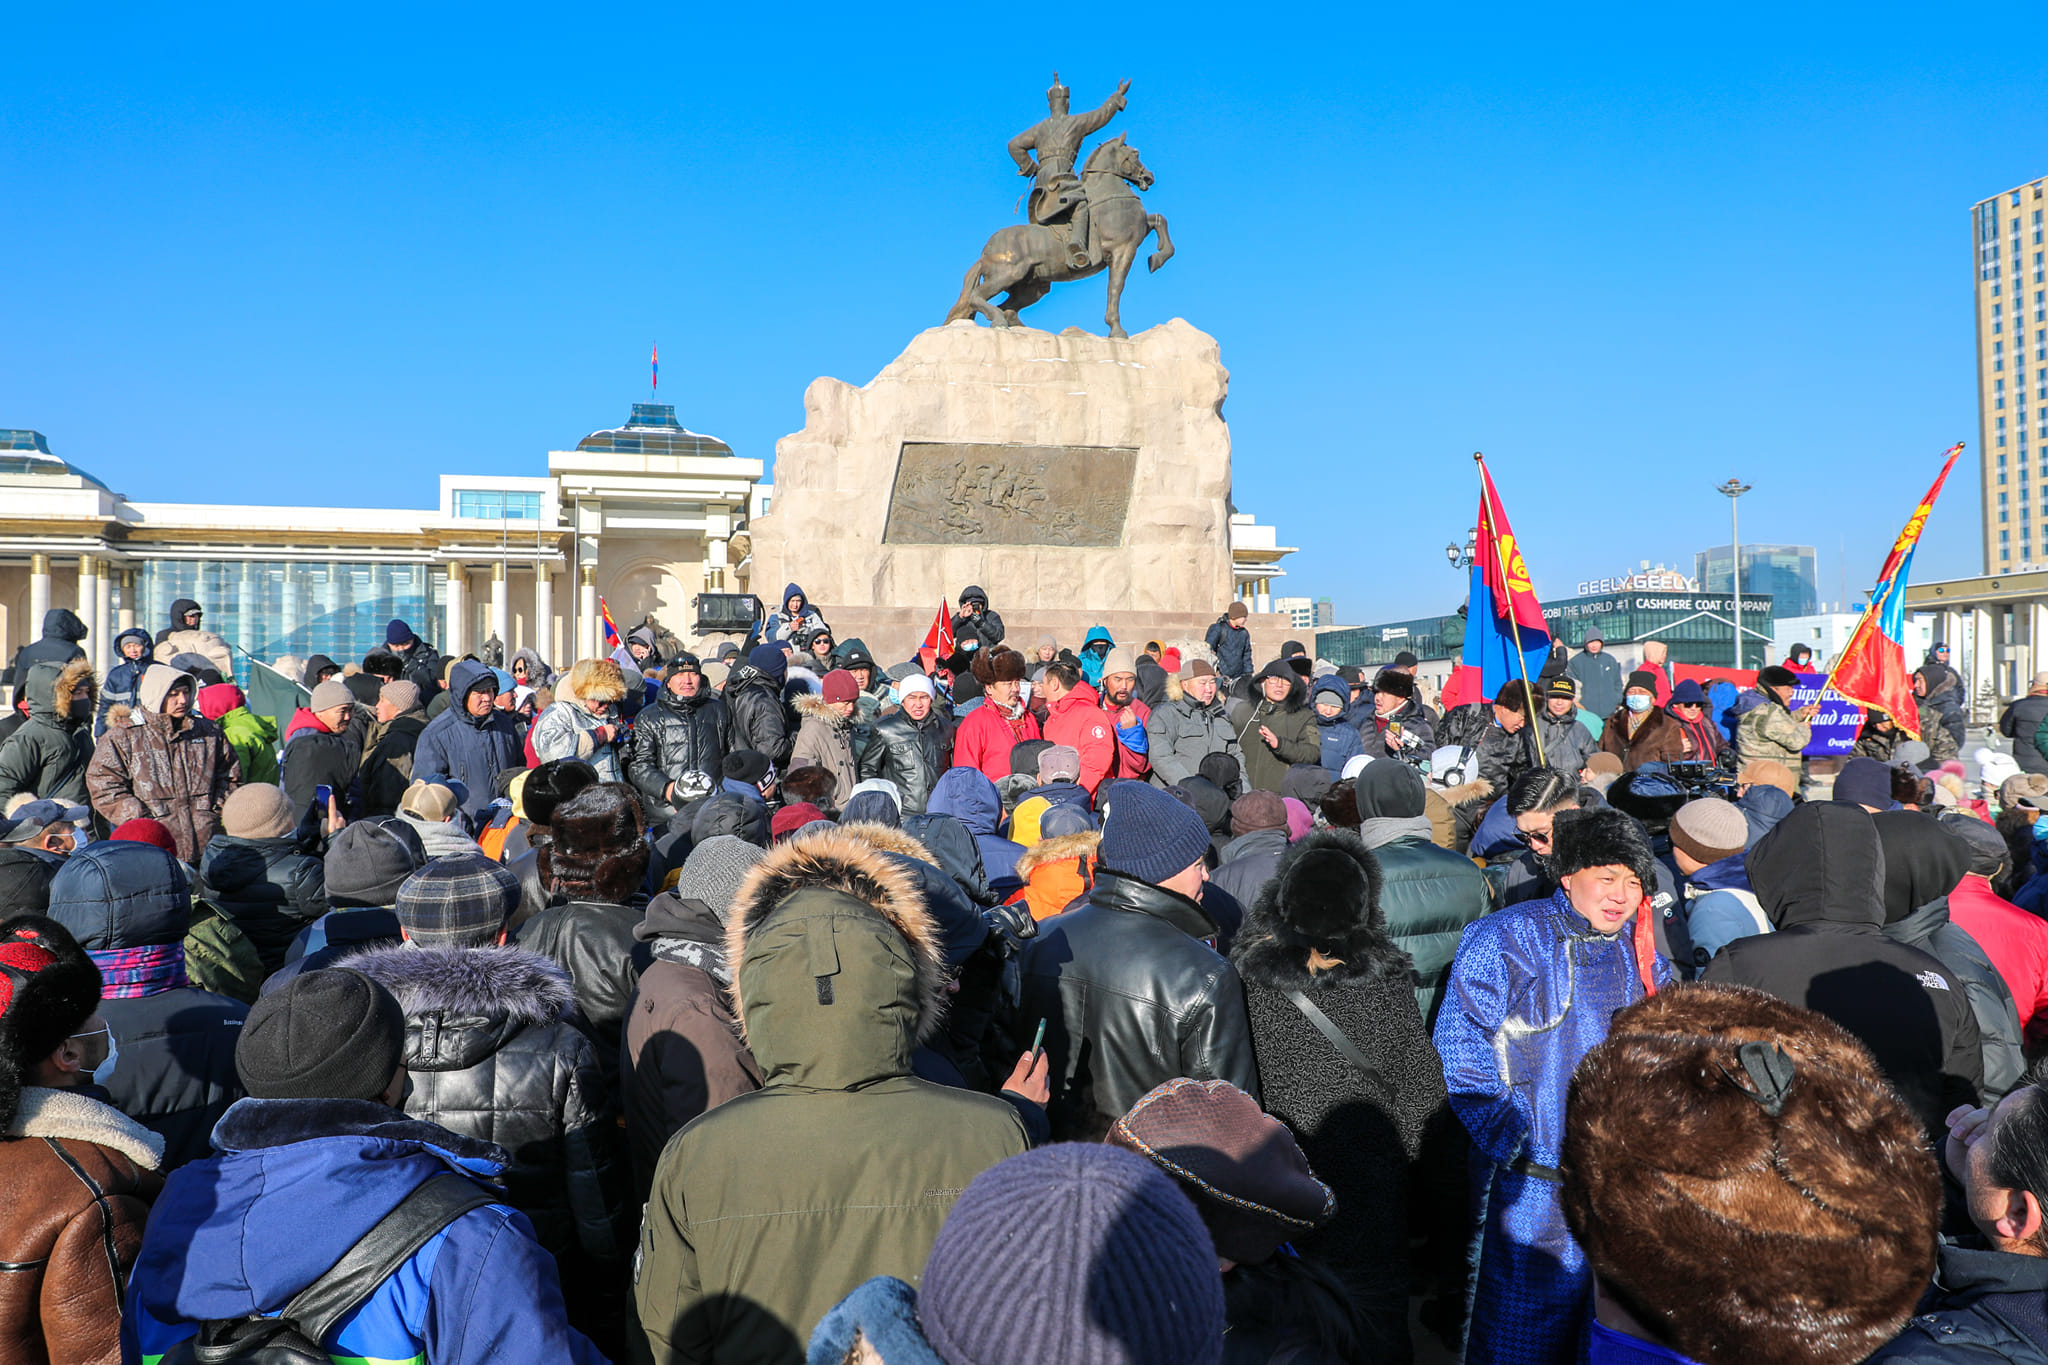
[0,658,98,805]
[634,827,1028,1365]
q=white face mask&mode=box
[71,1025,118,1086]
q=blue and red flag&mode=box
[1827,442,1965,739]
[651,343,658,393]
[1461,455,1552,703]
[598,595,621,651]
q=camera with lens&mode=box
[1666,761,1738,800]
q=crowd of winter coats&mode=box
[12,586,2048,1365]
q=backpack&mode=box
[184,900,265,1004]
[159,1174,498,1364]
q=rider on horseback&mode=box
[1007,74,1129,270]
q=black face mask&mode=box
[69,698,92,720]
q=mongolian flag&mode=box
[917,599,956,673]
[651,343,659,393]
[1827,442,1966,739]
[598,595,621,651]
[1461,454,1552,703]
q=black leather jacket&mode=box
[858,709,953,814]
[512,897,644,1091]
[623,687,732,821]
[1016,869,1261,1140]
[723,667,793,770]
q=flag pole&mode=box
[1476,453,1548,770]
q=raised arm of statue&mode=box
[1073,79,1131,138]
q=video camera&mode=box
[1665,761,1739,801]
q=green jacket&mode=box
[635,828,1028,1365]
[1363,829,1496,1027]
[217,706,279,788]
[1232,684,1322,793]
[1737,699,1810,767]
[0,659,97,805]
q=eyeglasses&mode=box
[1513,827,1554,848]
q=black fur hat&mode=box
[1232,830,1411,991]
[523,758,600,828]
[544,782,649,903]
[0,916,103,1127]
[1550,806,1657,890]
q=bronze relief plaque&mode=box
[883,442,1138,547]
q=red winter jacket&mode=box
[1043,680,1115,796]
[953,701,1041,781]
[1948,871,2048,1048]
[1099,694,1152,782]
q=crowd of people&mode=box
[8,583,2048,1363]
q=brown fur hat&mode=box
[542,782,648,903]
[782,764,839,810]
[969,646,1027,686]
[1562,982,1939,1365]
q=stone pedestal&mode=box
[748,318,1235,634]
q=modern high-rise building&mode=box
[1695,543,1819,617]
[1976,174,2048,572]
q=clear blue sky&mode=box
[5,5,2043,625]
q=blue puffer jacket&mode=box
[928,767,1024,898]
[45,839,247,1171]
[412,660,525,820]
[1734,782,1794,847]
[1311,677,1364,774]
[124,1097,606,1365]
[98,625,156,736]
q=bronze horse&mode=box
[946,134,1174,339]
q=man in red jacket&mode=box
[1097,648,1151,783]
[1944,814,2048,1050]
[953,648,1038,781]
[1038,660,1114,796]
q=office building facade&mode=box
[1695,543,1819,618]
[1977,174,2048,571]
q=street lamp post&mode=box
[1445,528,1477,572]
[1716,478,1752,668]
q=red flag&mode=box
[1475,459,1547,632]
[918,600,956,665]
[651,343,658,393]
[1828,443,1964,740]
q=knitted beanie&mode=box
[222,783,298,840]
[323,818,427,908]
[1100,782,1212,884]
[747,644,787,682]
[379,680,422,715]
[386,619,417,647]
[1832,757,1898,811]
[1669,798,1748,866]
[394,853,521,947]
[237,968,405,1101]
[308,679,354,714]
[820,669,860,704]
[917,1144,1224,1365]
[110,818,180,858]
[673,835,765,925]
[1626,670,1660,695]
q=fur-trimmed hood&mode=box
[793,691,852,728]
[1014,829,1100,880]
[725,826,946,1089]
[24,657,97,724]
[340,942,575,1071]
[1232,829,1413,992]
